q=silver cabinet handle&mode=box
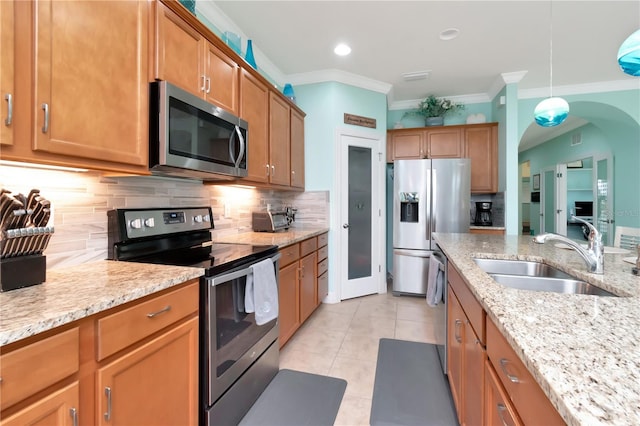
[271,165,275,175]
[4,93,12,126]
[266,164,270,176]
[41,103,49,133]
[104,386,112,421]
[454,319,462,343]
[201,75,206,92]
[499,358,520,383]
[206,77,211,94]
[497,403,510,426]
[70,407,78,426]
[147,305,171,318]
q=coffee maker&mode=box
[474,201,493,226]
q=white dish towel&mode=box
[426,255,444,307]
[244,259,279,326]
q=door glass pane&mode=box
[348,146,372,279]
[596,158,611,244]
[543,170,556,233]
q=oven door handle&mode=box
[209,253,281,286]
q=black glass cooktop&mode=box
[128,242,278,277]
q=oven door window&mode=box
[168,96,246,169]
[215,276,274,377]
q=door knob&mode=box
[343,223,350,229]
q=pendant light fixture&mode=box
[534,0,569,127]
[617,29,640,76]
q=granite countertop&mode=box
[434,232,640,426]
[215,226,328,248]
[0,261,204,346]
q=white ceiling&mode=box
[204,1,639,148]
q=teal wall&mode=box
[387,102,493,130]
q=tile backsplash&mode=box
[470,192,505,226]
[1,166,328,270]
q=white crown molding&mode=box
[287,69,392,95]
[196,1,286,86]
[502,71,528,85]
[519,79,640,99]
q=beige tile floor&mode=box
[279,286,445,425]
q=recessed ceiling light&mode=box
[334,43,351,56]
[439,28,460,41]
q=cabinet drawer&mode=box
[96,281,199,360]
[0,328,79,410]
[279,243,300,268]
[317,232,328,248]
[484,360,523,426]
[317,258,328,276]
[448,263,485,343]
[300,237,317,257]
[317,245,328,262]
[486,319,564,426]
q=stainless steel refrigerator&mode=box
[392,158,470,295]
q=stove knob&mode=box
[193,215,203,223]
[203,214,211,223]
[144,218,155,228]
[129,218,142,229]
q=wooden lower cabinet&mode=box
[96,317,198,426]
[299,251,317,322]
[0,382,79,426]
[278,261,301,347]
[469,228,505,236]
[484,360,523,426]
[447,286,465,424]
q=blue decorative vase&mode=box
[245,40,257,69]
[282,83,296,104]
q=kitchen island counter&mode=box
[434,232,640,426]
[215,227,328,248]
[0,261,204,346]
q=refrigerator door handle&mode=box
[394,249,431,258]
[431,172,437,234]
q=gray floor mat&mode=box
[370,338,458,426]
[239,368,347,426]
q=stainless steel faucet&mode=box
[532,216,604,274]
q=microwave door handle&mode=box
[229,128,238,166]
[234,125,246,167]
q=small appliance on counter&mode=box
[252,210,294,232]
[474,201,493,226]
[0,188,54,291]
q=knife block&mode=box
[0,254,46,292]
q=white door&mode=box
[337,131,385,300]
[540,164,567,235]
[594,154,614,245]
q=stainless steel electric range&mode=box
[107,207,280,426]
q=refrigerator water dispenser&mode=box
[399,192,419,223]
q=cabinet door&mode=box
[96,317,198,426]
[1,382,79,426]
[290,108,305,189]
[299,252,317,322]
[425,127,462,158]
[463,319,485,426]
[268,92,291,186]
[391,130,423,159]
[465,124,498,193]
[317,271,328,305]
[155,2,204,97]
[447,286,464,424]
[33,0,148,166]
[240,69,269,183]
[485,360,523,426]
[0,0,14,147]
[278,262,300,347]
[205,42,239,114]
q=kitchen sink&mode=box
[489,274,617,296]
[473,258,617,296]
[473,258,573,278]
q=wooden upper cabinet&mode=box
[290,108,305,189]
[465,124,498,193]
[240,69,269,183]
[0,0,14,147]
[155,3,239,114]
[32,0,149,166]
[425,127,462,158]
[390,129,423,159]
[268,92,291,186]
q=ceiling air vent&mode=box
[571,132,582,146]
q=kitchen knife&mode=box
[33,200,51,227]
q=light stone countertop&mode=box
[215,227,328,248]
[433,232,640,426]
[0,261,204,346]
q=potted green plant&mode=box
[403,95,465,126]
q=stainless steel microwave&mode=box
[149,81,248,181]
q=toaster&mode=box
[252,211,290,232]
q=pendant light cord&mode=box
[549,0,553,98]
